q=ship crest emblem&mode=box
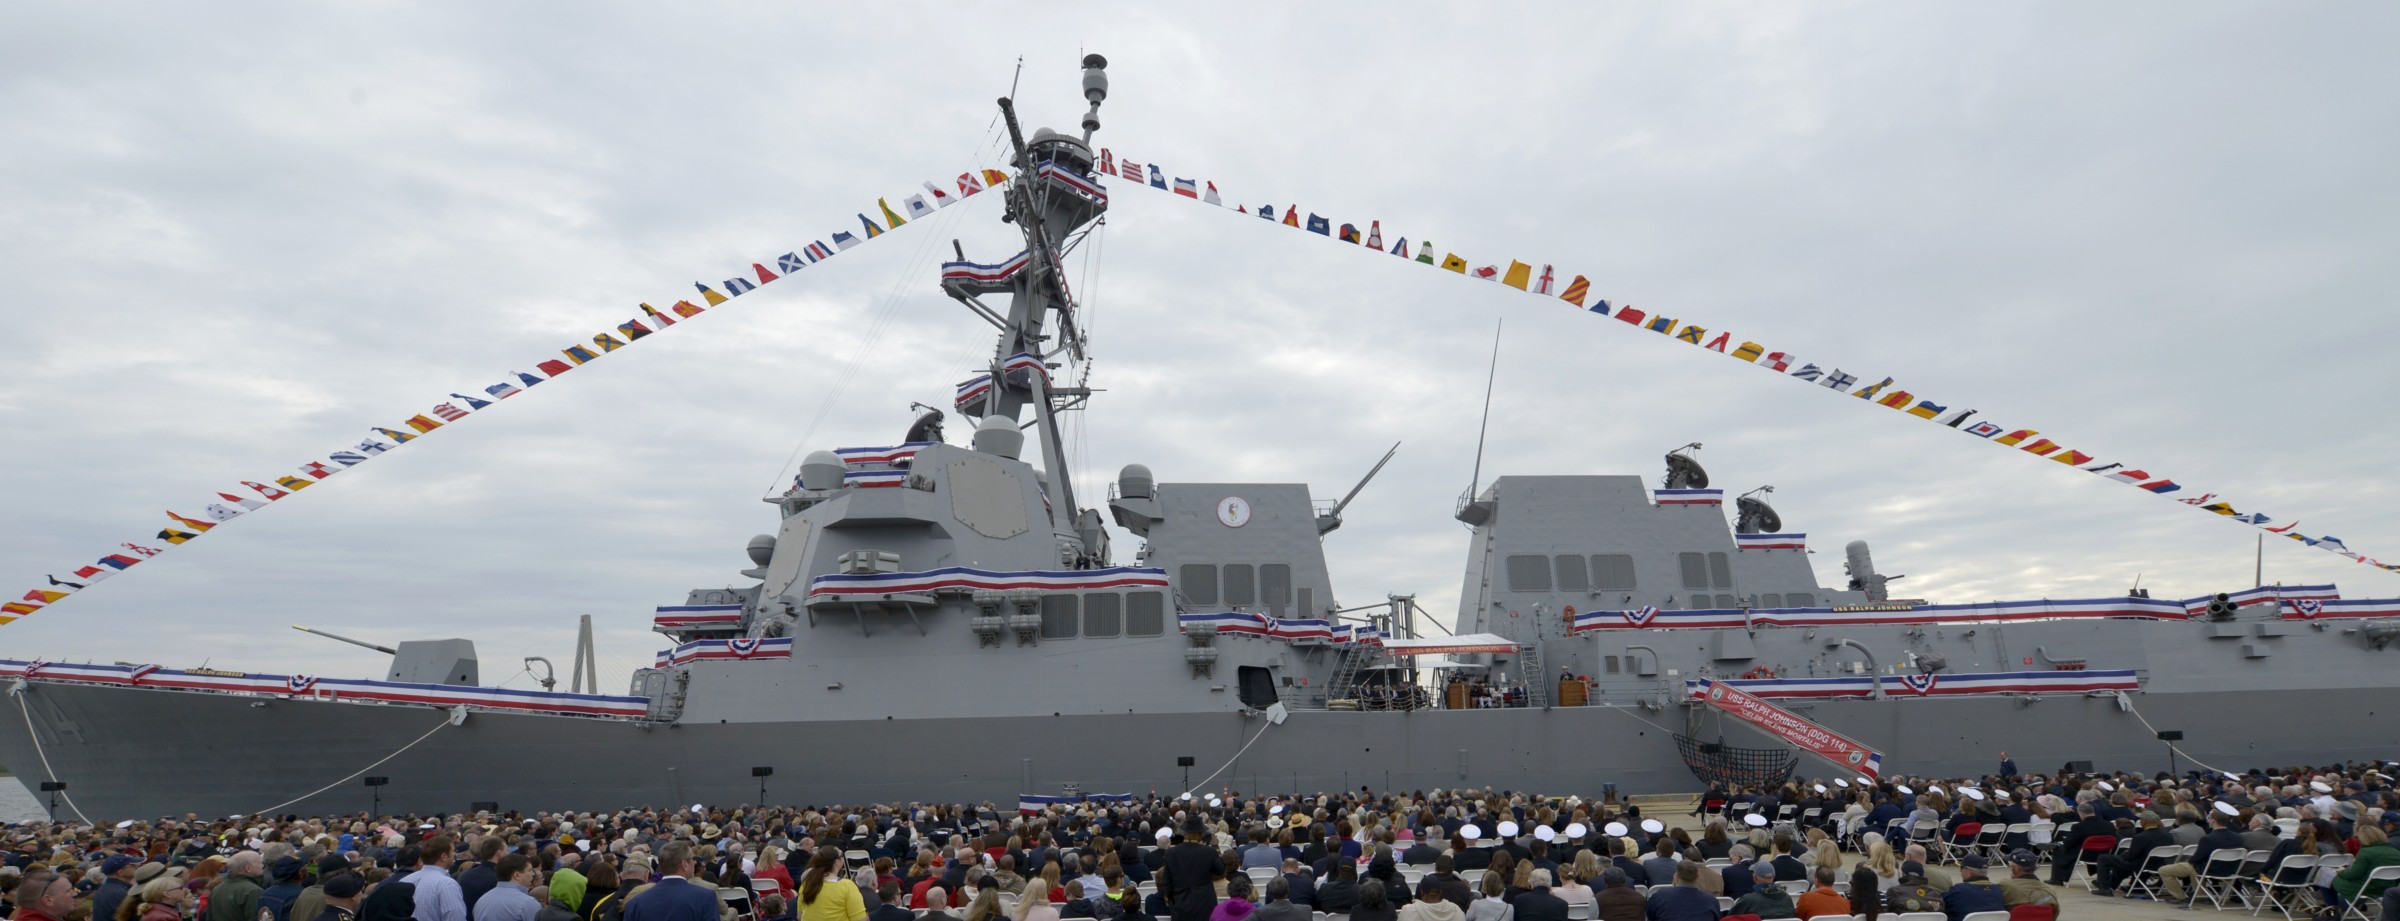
[1846,750,1867,766]
[1706,684,1726,702]
[2294,599,2324,618]
[727,638,763,658]
[1620,606,1660,627]
[287,675,319,693]
[1899,674,1938,696]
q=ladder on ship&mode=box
[1521,640,1549,708]
[1326,643,1381,700]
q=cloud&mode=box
[1,4,2396,687]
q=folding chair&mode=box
[2342,866,2400,921]
[1894,914,1947,921]
[2073,834,2117,884]
[1941,822,1984,865]
[1958,912,2011,921]
[2122,844,2186,899]
[2190,847,2250,910]
[2250,854,2316,921]
[1566,902,1595,921]
[1972,823,2007,860]
[2005,907,2056,921]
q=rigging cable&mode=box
[2115,692,2229,777]
[760,128,1010,495]
[12,690,91,825]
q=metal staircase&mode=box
[1326,643,1381,700]
[1522,640,1550,707]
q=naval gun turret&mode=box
[291,625,479,686]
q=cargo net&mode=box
[1674,733,1798,789]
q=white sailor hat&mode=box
[1497,821,1519,838]
[1603,822,1627,837]
[1461,824,1482,841]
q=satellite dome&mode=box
[1118,463,1155,499]
[746,534,777,567]
[973,414,1024,459]
[799,451,845,490]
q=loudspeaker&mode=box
[2064,760,2094,774]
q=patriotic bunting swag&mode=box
[1088,147,2398,579]
[2,165,1013,627]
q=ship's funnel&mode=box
[973,414,1024,459]
[799,451,845,491]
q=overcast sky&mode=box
[2,4,2395,689]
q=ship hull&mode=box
[0,680,2390,820]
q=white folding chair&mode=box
[2343,866,2400,921]
[1895,914,1947,921]
[2192,847,2251,910]
[2122,844,2186,898]
[2250,854,2316,921]
[1958,913,2011,921]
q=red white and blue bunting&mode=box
[805,566,1169,602]
[652,604,745,631]
[1095,150,2398,577]
[834,444,935,466]
[1686,669,2141,700]
[0,659,648,719]
[653,636,793,668]
[1178,612,1387,645]
[1734,533,1807,551]
[1653,489,1724,507]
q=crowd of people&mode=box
[0,758,2392,921]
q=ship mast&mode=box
[979,54,1111,564]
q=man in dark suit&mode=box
[2046,804,2115,886]
[1769,837,1807,886]
[622,844,718,921]
[1511,871,1568,921]
[1159,820,1221,921]
[1279,860,1317,909]
[1400,838,1441,866]
[2091,811,2173,895]
[1419,856,1470,911]
[1720,845,1756,900]
[1450,839,1492,872]
[866,882,912,921]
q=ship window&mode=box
[1591,554,1637,591]
[1506,555,1552,592]
[1554,555,1589,592]
[1788,592,1816,608]
[1714,594,1738,610]
[1084,592,1121,638]
[1180,564,1217,606]
[1679,552,1710,590]
[1708,552,1732,588]
[1759,593,1783,609]
[1041,594,1078,639]
[1223,564,1256,607]
[1237,666,1278,709]
[1605,655,1621,674]
[1125,591,1165,636]
[1261,564,1292,616]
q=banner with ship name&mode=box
[0,166,1013,628]
[1095,149,2397,578]
[1692,677,1884,778]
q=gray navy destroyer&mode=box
[4,56,2397,821]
